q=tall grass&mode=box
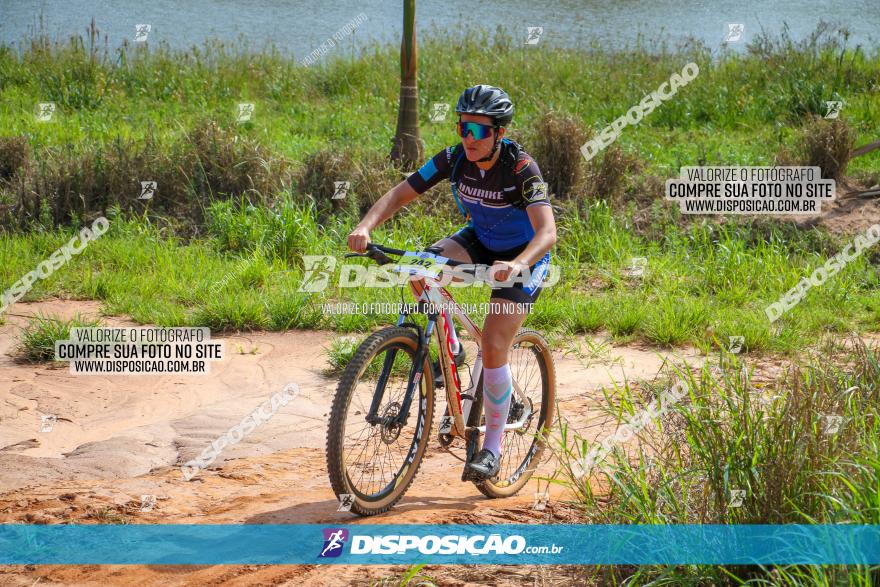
[0,23,878,230]
[17,313,102,362]
[1,195,878,351]
[0,23,878,348]
[550,339,880,584]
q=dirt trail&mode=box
[0,300,708,586]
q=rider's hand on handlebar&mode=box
[347,226,371,253]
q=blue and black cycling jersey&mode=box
[406,140,551,251]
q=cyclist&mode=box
[347,84,557,481]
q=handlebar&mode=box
[345,243,479,273]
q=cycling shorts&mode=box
[449,225,551,309]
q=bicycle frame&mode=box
[403,276,483,439]
[362,261,533,444]
[352,241,536,454]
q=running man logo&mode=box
[135,24,151,42]
[337,494,354,512]
[299,255,336,292]
[728,336,744,354]
[629,257,648,278]
[729,489,746,508]
[822,414,843,435]
[37,102,56,122]
[139,181,157,200]
[724,23,744,43]
[319,528,349,558]
[532,490,550,511]
[39,413,57,433]
[430,103,450,122]
[525,27,543,45]
[824,101,843,119]
[139,494,156,512]
[332,181,350,200]
[237,103,255,122]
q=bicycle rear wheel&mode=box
[471,328,556,498]
[326,327,434,516]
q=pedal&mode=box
[439,415,453,434]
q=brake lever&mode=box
[344,250,395,265]
[368,250,394,265]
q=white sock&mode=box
[482,364,512,458]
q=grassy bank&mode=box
[2,197,878,354]
[0,24,879,347]
[552,339,880,585]
[1,23,880,586]
[0,24,878,229]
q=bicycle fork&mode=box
[363,311,432,428]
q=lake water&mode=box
[1,0,878,57]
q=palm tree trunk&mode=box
[389,0,423,168]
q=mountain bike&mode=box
[326,243,556,516]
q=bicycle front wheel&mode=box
[326,327,434,516]
[473,328,556,498]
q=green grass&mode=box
[0,24,877,349]
[0,23,878,230]
[2,24,878,165]
[2,196,879,352]
[17,313,102,362]
[376,564,437,587]
[1,23,879,587]
[324,335,361,376]
[550,340,880,585]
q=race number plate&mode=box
[395,251,448,279]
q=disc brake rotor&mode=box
[379,402,403,443]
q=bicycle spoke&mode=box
[481,337,550,489]
[336,339,427,499]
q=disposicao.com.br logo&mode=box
[299,255,560,292]
[318,528,563,557]
[319,528,349,558]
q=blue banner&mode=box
[2,524,879,565]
